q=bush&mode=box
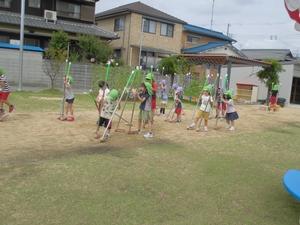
[184,77,206,98]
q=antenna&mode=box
[210,0,215,30]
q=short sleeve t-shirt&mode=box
[0,75,10,92]
[199,95,212,112]
[97,88,110,103]
[101,97,117,119]
[226,99,236,113]
[139,92,151,111]
[65,85,74,100]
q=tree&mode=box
[257,59,283,103]
[43,31,69,89]
[78,35,113,63]
[158,56,191,86]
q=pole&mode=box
[226,23,231,36]
[19,0,25,91]
[210,0,215,30]
[138,18,145,67]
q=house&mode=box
[222,49,300,105]
[95,1,186,68]
[0,0,117,49]
[181,24,243,57]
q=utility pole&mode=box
[226,23,231,36]
[210,0,215,30]
[19,0,25,91]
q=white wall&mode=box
[221,64,295,104]
[206,46,240,57]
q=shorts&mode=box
[97,117,112,129]
[139,110,151,122]
[66,98,75,104]
[0,92,10,101]
[225,112,239,121]
[217,102,226,111]
[196,110,209,120]
[160,100,167,107]
[175,108,182,115]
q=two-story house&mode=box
[0,0,117,49]
[95,1,186,68]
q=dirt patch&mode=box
[30,96,61,101]
[1,105,300,165]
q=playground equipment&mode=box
[58,60,72,120]
[100,69,140,142]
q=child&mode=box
[187,86,213,132]
[159,80,168,115]
[216,87,226,118]
[145,73,157,125]
[223,90,239,131]
[172,92,182,122]
[0,70,14,119]
[269,92,280,112]
[96,81,110,110]
[64,76,75,121]
[136,82,153,138]
[95,89,118,139]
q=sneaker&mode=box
[144,132,154,138]
[229,127,235,131]
[187,123,195,130]
[204,126,208,132]
[8,105,14,113]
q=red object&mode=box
[175,108,182,115]
[270,96,277,105]
[151,82,158,110]
[218,102,226,111]
[285,1,300,24]
[0,92,10,101]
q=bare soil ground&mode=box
[1,105,300,165]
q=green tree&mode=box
[43,31,69,89]
[158,56,191,86]
[257,60,283,103]
[78,35,113,63]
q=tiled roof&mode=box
[241,49,295,61]
[0,10,118,39]
[96,1,186,24]
[182,42,229,54]
[184,24,236,43]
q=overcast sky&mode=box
[96,0,300,56]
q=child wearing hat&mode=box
[145,72,158,123]
[136,82,153,138]
[159,79,168,115]
[187,85,213,132]
[223,90,239,131]
[0,69,14,119]
[63,76,75,121]
[95,89,119,139]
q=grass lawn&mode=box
[1,90,300,225]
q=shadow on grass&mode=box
[269,122,300,135]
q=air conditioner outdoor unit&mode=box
[44,10,57,23]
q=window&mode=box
[143,19,156,34]
[187,35,200,43]
[56,0,81,19]
[114,17,125,31]
[28,0,41,8]
[113,49,122,59]
[160,23,174,37]
[24,38,40,47]
[0,0,12,8]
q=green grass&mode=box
[1,91,300,225]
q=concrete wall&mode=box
[221,64,295,104]
[0,48,48,88]
[0,48,95,91]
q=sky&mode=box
[96,0,300,56]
